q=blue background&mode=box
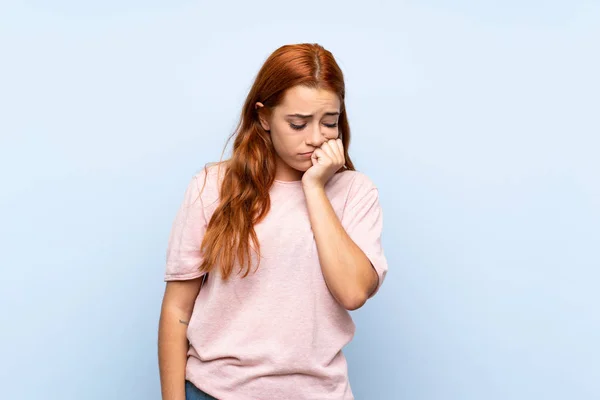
[1,1,598,399]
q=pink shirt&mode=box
[165,164,388,400]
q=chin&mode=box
[291,161,312,172]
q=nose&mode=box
[306,122,326,148]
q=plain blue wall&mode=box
[1,1,598,399]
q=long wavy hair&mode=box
[198,43,355,280]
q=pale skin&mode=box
[158,85,378,400]
[158,278,201,400]
[256,85,379,310]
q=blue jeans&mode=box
[185,380,218,400]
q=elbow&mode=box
[340,291,368,311]
[335,258,379,310]
[340,268,378,311]
[343,299,366,311]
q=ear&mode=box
[255,102,270,132]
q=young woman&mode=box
[158,43,388,400]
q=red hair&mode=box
[198,43,355,279]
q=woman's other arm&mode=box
[158,278,203,400]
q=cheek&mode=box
[270,132,294,156]
[271,126,303,153]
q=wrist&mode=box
[302,183,325,195]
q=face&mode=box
[256,85,341,181]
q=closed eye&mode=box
[289,122,338,130]
[290,123,306,130]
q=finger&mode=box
[313,148,328,164]
[330,138,344,163]
[335,138,344,154]
[324,139,342,165]
[320,141,336,161]
[335,138,345,164]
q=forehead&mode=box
[278,85,340,112]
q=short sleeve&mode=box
[341,174,388,298]
[164,175,208,281]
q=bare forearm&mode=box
[158,306,191,400]
[304,187,378,310]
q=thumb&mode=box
[311,150,319,166]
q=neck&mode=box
[274,156,303,182]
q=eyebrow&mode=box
[286,112,340,118]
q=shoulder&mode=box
[331,170,383,224]
[191,161,227,205]
[193,161,226,183]
[328,169,379,196]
